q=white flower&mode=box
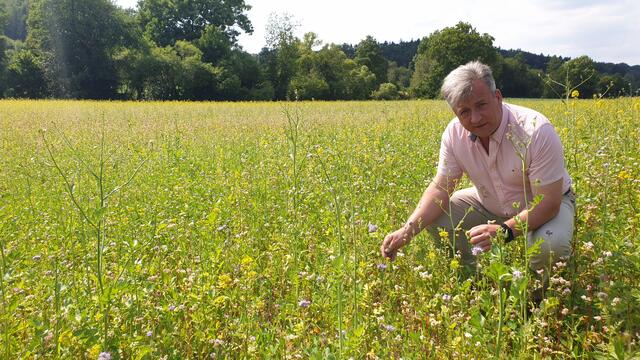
[512,270,523,280]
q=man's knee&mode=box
[528,229,572,271]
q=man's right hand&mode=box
[380,227,412,261]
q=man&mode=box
[380,61,575,272]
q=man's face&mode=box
[452,79,503,140]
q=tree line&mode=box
[0,0,638,101]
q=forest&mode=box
[0,0,638,101]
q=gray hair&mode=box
[441,61,496,107]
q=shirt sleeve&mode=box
[436,122,463,180]
[528,124,566,187]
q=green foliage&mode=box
[410,22,498,98]
[371,82,400,100]
[544,55,600,99]
[138,0,252,47]
[27,0,140,99]
[597,74,627,97]
[343,62,376,100]
[355,35,388,86]
[289,71,329,100]
[497,55,543,98]
[197,25,231,64]
[387,61,411,89]
[3,0,27,40]
[3,49,47,98]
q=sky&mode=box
[115,0,640,65]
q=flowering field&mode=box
[0,98,639,358]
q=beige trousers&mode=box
[427,187,576,271]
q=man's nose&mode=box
[470,111,482,124]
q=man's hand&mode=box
[380,228,412,261]
[468,223,501,252]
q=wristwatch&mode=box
[500,223,514,243]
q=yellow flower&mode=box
[217,274,233,289]
[450,259,459,270]
[438,229,449,239]
[428,251,436,261]
[241,255,254,269]
[571,89,580,98]
[617,170,631,181]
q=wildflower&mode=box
[168,305,176,311]
[383,324,395,332]
[612,297,621,306]
[98,352,111,360]
[146,330,153,337]
[594,316,602,321]
[561,308,569,316]
[603,251,613,257]
[583,241,594,251]
[377,263,387,271]
[571,89,580,98]
[368,223,378,233]
[512,270,523,280]
[450,259,459,271]
[32,255,42,261]
[438,229,449,238]
[298,299,311,308]
[442,294,451,302]
[471,246,483,256]
[464,332,472,338]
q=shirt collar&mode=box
[490,103,510,144]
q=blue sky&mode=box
[115,0,640,65]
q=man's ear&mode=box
[495,89,503,103]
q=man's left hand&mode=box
[468,224,501,252]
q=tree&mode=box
[3,0,28,41]
[138,0,252,47]
[371,83,400,100]
[260,13,300,100]
[544,55,599,99]
[343,61,376,100]
[27,0,141,99]
[597,74,627,97]
[355,35,388,86]
[497,54,543,98]
[3,49,47,98]
[197,25,231,64]
[387,61,411,89]
[410,22,498,98]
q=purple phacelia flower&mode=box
[471,246,483,256]
[298,299,311,308]
[377,263,387,270]
[368,223,378,233]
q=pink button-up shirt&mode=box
[437,102,572,217]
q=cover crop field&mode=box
[0,98,639,358]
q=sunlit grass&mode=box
[0,98,638,358]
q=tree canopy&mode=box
[0,6,637,101]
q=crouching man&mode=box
[380,61,575,275]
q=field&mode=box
[0,98,639,358]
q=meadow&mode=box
[0,98,638,359]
